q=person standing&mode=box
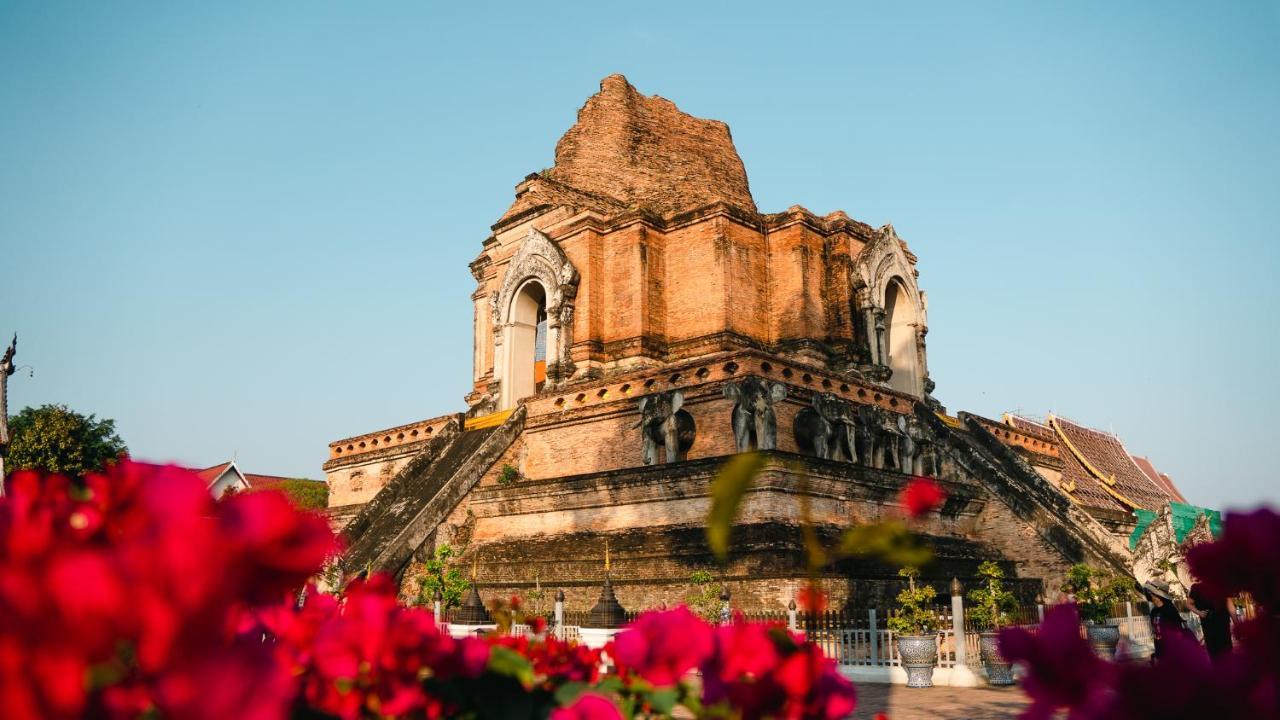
[1188,583,1234,658]
[1142,581,1187,661]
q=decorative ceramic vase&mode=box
[897,635,938,688]
[1085,623,1120,659]
[979,631,1014,686]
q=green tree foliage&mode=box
[269,479,328,510]
[6,404,127,476]
[686,570,725,622]
[1060,564,1136,625]
[416,544,471,609]
[967,561,1018,630]
[887,566,939,635]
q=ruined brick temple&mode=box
[324,75,1203,610]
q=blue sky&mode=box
[2,1,1276,509]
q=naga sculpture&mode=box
[635,390,695,464]
[723,377,787,452]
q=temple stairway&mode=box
[917,405,1134,575]
[340,407,526,577]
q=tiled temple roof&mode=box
[1130,455,1187,504]
[1048,416,1176,513]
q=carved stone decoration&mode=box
[492,228,580,408]
[897,415,920,476]
[723,377,787,452]
[793,404,833,460]
[636,390,694,464]
[855,405,878,468]
[880,414,903,471]
[852,225,931,396]
[796,392,861,462]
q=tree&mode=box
[1060,564,1136,625]
[6,404,127,476]
[887,566,940,635]
[264,479,328,510]
[416,544,471,609]
[967,561,1018,630]
[686,570,725,622]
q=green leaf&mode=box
[648,688,679,714]
[838,520,933,568]
[486,645,534,687]
[553,681,588,706]
[706,452,766,562]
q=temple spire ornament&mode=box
[456,552,492,625]
[587,537,627,628]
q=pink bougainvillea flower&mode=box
[611,606,714,686]
[702,619,781,685]
[0,461,336,720]
[550,692,624,720]
[772,643,858,720]
[701,620,856,720]
[899,477,946,518]
[1186,507,1280,610]
[998,604,1111,720]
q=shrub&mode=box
[498,463,520,485]
[886,566,939,635]
[1060,564,1135,625]
[967,561,1018,630]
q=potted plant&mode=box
[1061,564,1135,659]
[887,566,941,688]
[966,561,1018,685]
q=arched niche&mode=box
[493,229,579,409]
[502,280,548,407]
[853,224,929,397]
[883,277,921,396]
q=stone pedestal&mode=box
[578,627,621,649]
[448,623,496,639]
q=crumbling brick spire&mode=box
[545,74,757,217]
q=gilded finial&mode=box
[604,539,611,572]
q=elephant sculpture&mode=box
[897,415,919,475]
[723,377,787,452]
[795,392,859,461]
[636,390,695,464]
[855,405,880,468]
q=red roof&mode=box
[1130,455,1187,504]
[185,462,318,491]
[243,473,301,490]
[1050,416,1176,513]
[193,462,234,487]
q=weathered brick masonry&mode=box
[328,75,1150,612]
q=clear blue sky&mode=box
[2,2,1276,508]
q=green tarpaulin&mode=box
[1129,502,1222,550]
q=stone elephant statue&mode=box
[795,392,858,461]
[896,415,918,475]
[856,404,886,469]
[636,390,695,464]
[723,377,787,452]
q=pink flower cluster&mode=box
[612,606,858,719]
[999,507,1280,720]
[251,574,491,719]
[0,461,336,719]
[0,461,860,720]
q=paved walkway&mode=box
[852,682,1030,719]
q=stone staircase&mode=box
[917,405,1134,575]
[341,406,526,577]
